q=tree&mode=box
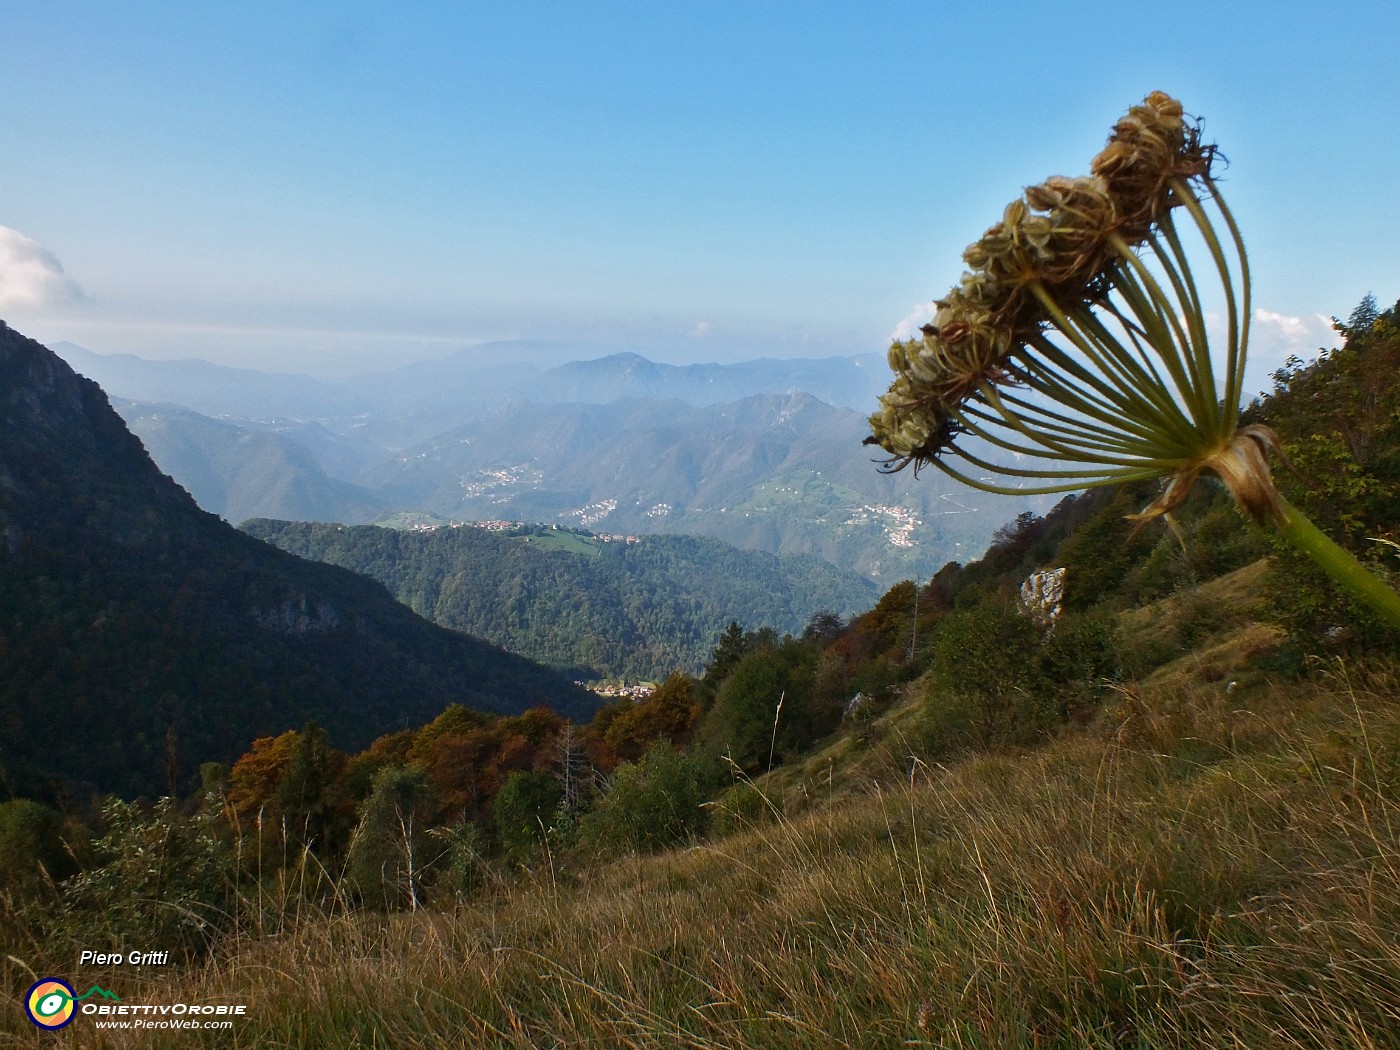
[225,725,347,865]
[1339,292,1379,335]
[701,640,832,772]
[553,722,587,818]
[227,730,302,828]
[802,610,845,644]
[0,799,72,893]
[345,765,435,909]
[704,621,750,689]
[272,723,343,856]
[597,673,701,764]
[492,770,562,862]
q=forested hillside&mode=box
[243,520,879,680]
[0,324,593,800]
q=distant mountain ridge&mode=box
[54,341,888,421]
[364,392,1042,579]
[54,341,1044,578]
[114,398,387,524]
[525,351,889,410]
[0,322,593,799]
[51,341,362,419]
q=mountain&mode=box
[525,351,890,411]
[362,393,1046,579]
[242,520,882,681]
[113,398,387,524]
[55,339,888,434]
[51,341,359,420]
[50,343,1045,576]
[0,322,594,799]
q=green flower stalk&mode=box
[866,92,1400,630]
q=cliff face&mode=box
[1,322,195,545]
[0,321,594,799]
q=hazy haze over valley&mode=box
[55,340,1049,579]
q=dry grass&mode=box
[14,650,1395,1050]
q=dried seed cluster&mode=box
[866,92,1214,469]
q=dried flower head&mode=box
[867,92,1400,632]
[866,91,1264,524]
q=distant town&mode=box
[394,517,641,544]
[580,681,656,701]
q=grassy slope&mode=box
[513,530,605,556]
[36,562,1400,1049]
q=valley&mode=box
[55,342,1046,581]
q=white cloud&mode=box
[693,320,711,336]
[0,226,88,311]
[1239,308,1342,401]
[1252,308,1338,349]
[889,300,936,342]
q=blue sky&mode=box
[1,1,1396,382]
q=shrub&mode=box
[916,603,1049,756]
[708,779,781,837]
[579,743,718,855]
[1041,609,1122,709]
[0,799,73,893]
[52,796,234,958]
[916,602,1124,757]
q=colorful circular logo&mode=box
[25,978,77,1030]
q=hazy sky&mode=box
[2,1,1394,383]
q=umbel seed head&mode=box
[867,91,1217,469]
[866,91,1282,529]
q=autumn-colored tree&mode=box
[225,725,348,861]
[226,730,302,830]
[341,729,417,805]
[406,704,489,763]
[595,673,701,766]
[419,726,503,821]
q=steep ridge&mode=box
[114,398,387,524]
[0,322,594,799]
